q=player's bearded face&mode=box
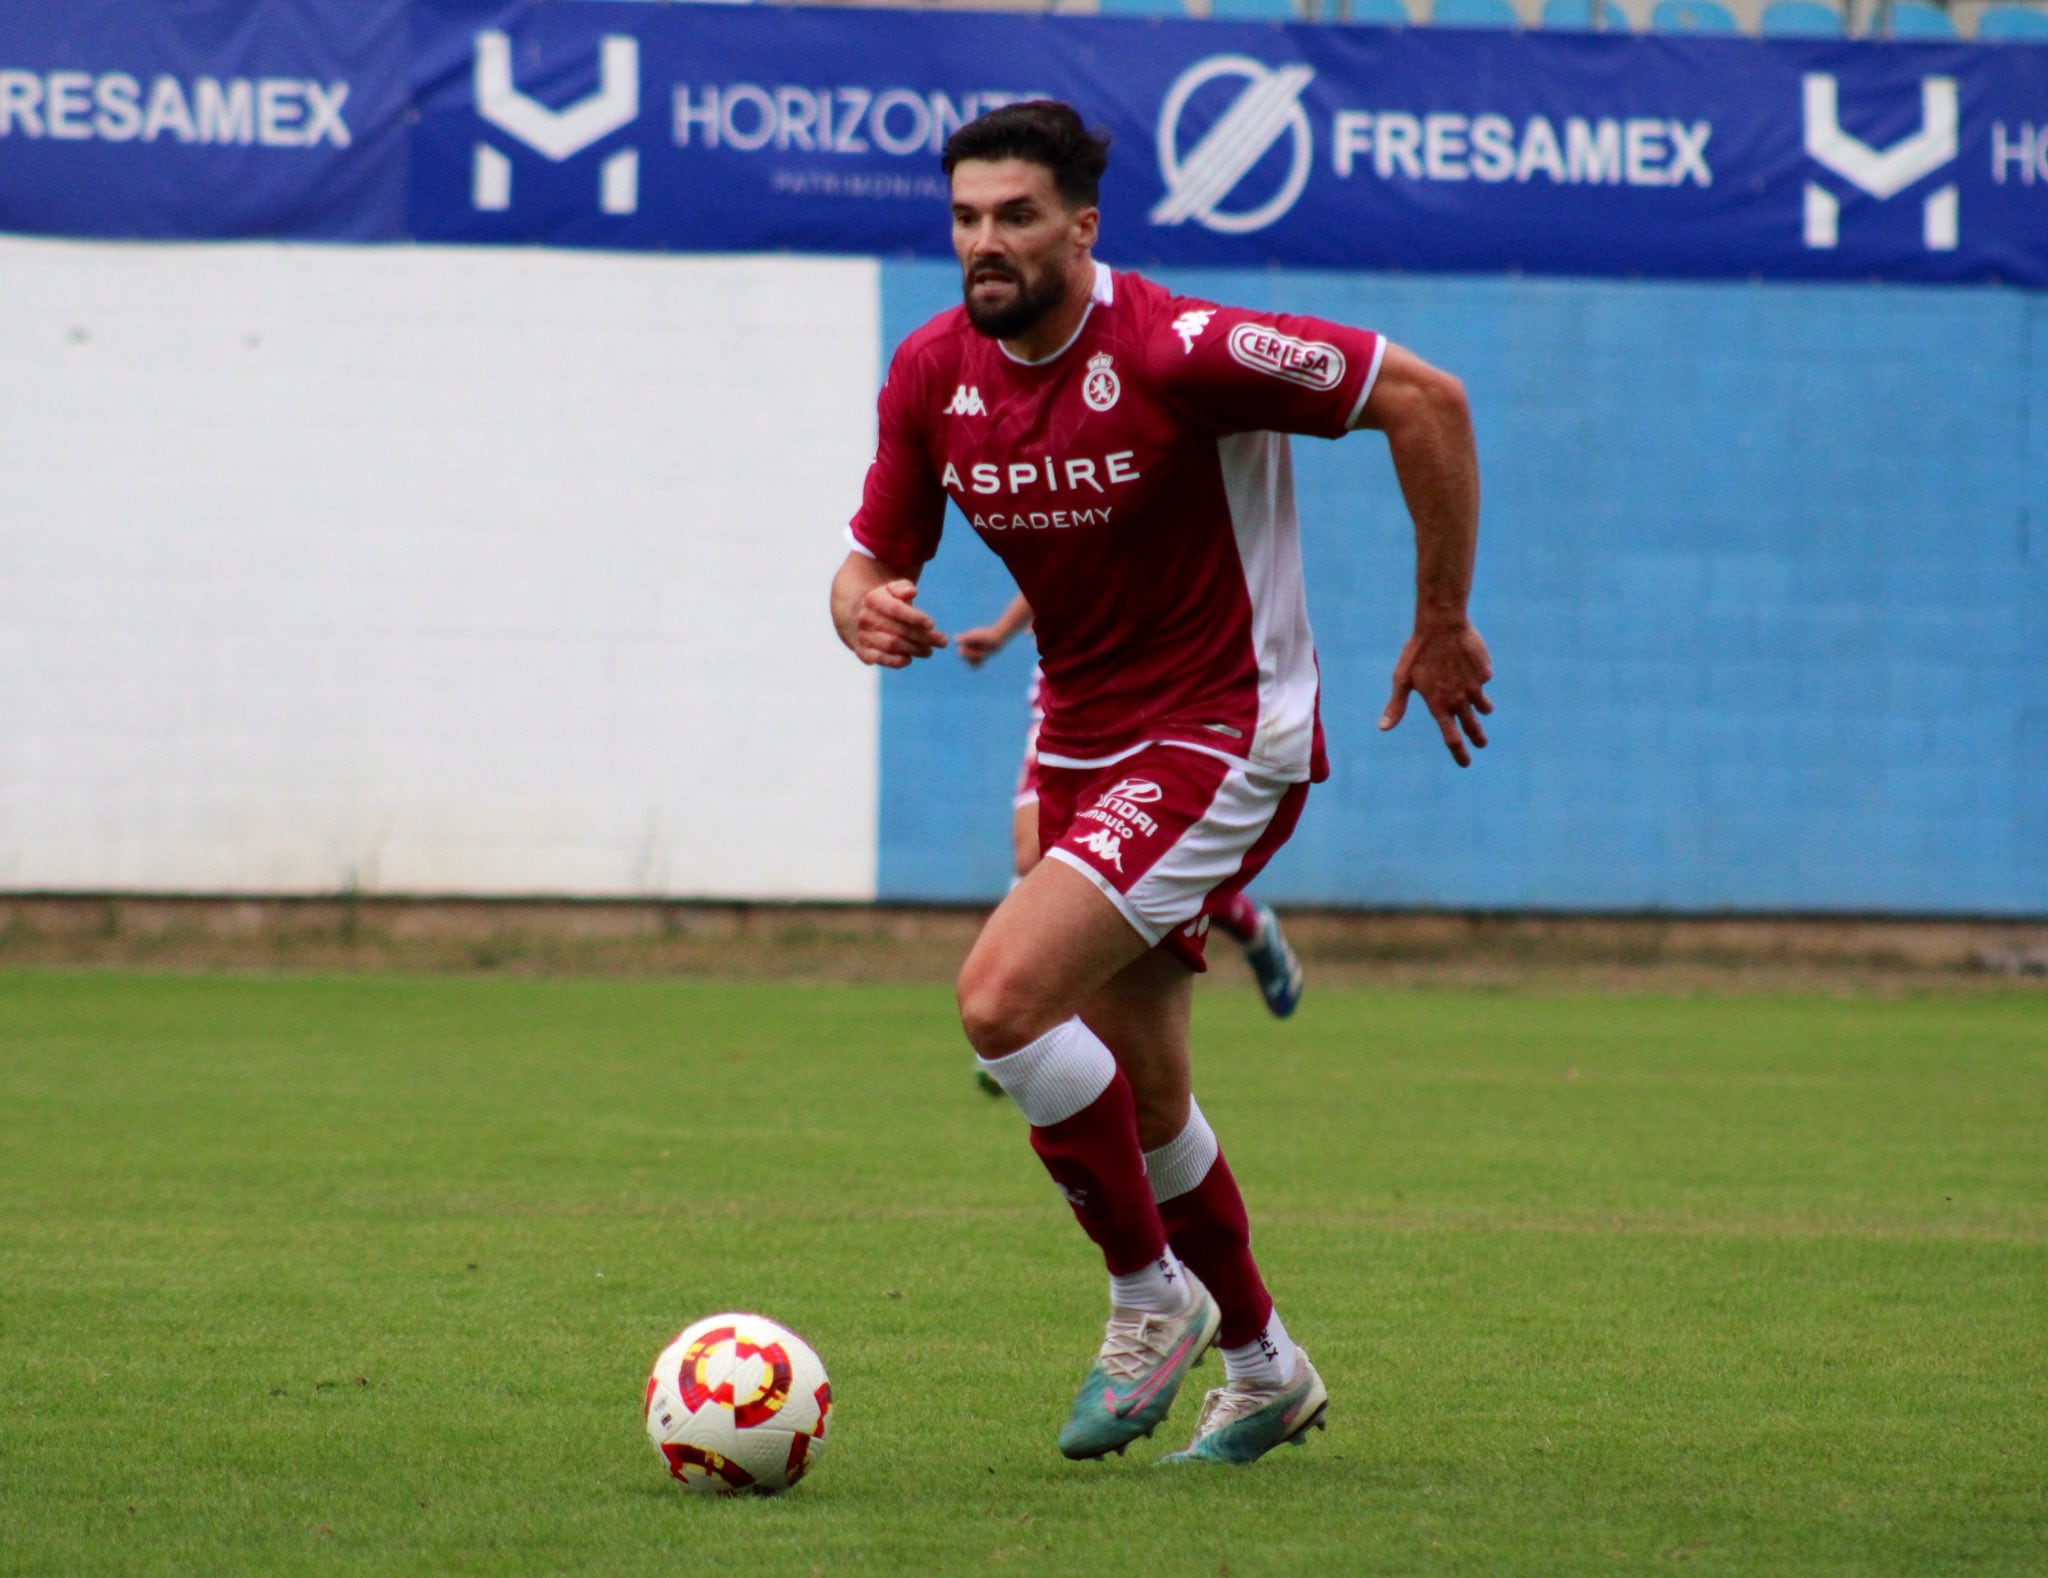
[950,160,1089,341]
[960,253,1067,339]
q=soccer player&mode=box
[955,591,1306,1018]
[829,102,1490,1466]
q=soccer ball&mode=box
[644,1313,832,1496]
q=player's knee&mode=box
[956,954,1051,1059]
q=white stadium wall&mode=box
[0,237,883,900]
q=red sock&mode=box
[1212,890,1261,944]
[1028,1070,1168,1276]
[1158,1151,1272,1348]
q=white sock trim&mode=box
[1108,1249,1190,1315]
[1221,1309,1298,1386]
[975,1017,1116,1128]
[1143,1099,1220,1204]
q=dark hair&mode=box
[941,101,1111,210]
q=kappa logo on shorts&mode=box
[1076,828,1126,871]
[1077,778,1161,859]
[1181,915,1211,940]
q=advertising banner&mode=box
[410,1,2047,285]
[4,1,2045,284]
[0,0,410,241]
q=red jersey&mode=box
[848,264,1384,783]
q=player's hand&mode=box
[953,625,1007,666]
[1380,618,1493,767]
[855,579,948,669]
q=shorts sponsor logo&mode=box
[1227,322,1345,391]
[1077,778,1162,858]
[1082,352,1121,413]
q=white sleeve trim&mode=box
[843,526,878,559]
[1346,334,1390,430]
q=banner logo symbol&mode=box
[473,31,640,215]
[1151,56,1316,236]
[1802,74,1958,252]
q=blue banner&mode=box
[411,3,2048,286]
[0,0,410,242]
[5,1,2046,285]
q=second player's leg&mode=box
[1011,799,1041,880]
[1077,945,1193,1149]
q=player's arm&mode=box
[831,551,947,669]
[837,336,949,669]
[953,592,1034,667]
[1354,342,1493,768]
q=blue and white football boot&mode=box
[1240,902,1305,1019]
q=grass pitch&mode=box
[1,969,2042,1575]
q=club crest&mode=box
[1082,352,1121,413]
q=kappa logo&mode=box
[472,31,640,215]
[945,384,987,416]
[1171,309,1217,353]
[1076,828,1126,871]
[1803,74,1959,253]
[1151,55,1316,236]
[1228,322,1346,391]
[1082,353,1121,413]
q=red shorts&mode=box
[1013,718,1044,809]
[1013,670,1047,809]
[1037,743,1307,972]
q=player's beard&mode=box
[961,259,1067,340]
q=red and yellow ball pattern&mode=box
[644,1312,831,1497]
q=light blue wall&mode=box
[875,263,2048,915]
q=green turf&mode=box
[1,970,2042,1575]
